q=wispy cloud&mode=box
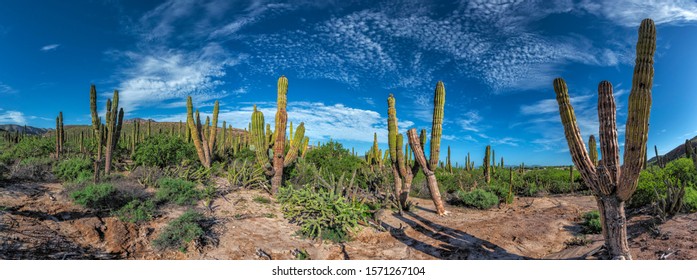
[580,0,697,26]
[112,43,245,112]
[457,111,482,132]
[40,44,60,51]
[0,82,17,94]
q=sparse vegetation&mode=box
[70,183,118,210]
[155,177,200,206]
[581,211,602,234]
[114,199,156,223]
[132,135,197,168]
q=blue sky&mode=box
[2,0,697,166]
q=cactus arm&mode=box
[618,19,656,201]
[596,81,619,196]
[208,100,219,153]
[429,81,445,170]
[407,128,446,215]
[284,122,305,167]
[588,135,598,167]
[553,78,599,194]
[186,96,209,168]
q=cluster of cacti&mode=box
[89,85,124,180]
[365,132,384,168]
[405,81,447,216]
[483,145,491,184]
[250,76,307,194]
[55,112,64,159]
[552,18,655,260]
[387,93,423,210]
[186,97,219,168]
[465,152,474,171]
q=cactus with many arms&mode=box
[186,97,218,168]
[552,18,655,260]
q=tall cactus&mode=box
[104,90,124,175]
[685,139,693,159]
[446,146,452,173]
[552,18,655,260]
[405,81,448,216]
[387,93,404,207]
[429,81,445,170]
[271,76,289,194]
[484,145,491,184]
[589,135,598,166]
[55,112,64,159]
[186,97,218,168]
[89,85,102,182]
[249,76,306,194]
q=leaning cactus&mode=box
[552,18,655,260]
[186,97,218,168]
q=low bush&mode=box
[53,157,92,182]
[155,177,200,206]
[132,135,197,168]
[70,183,117,210]
[130,166,164,188]
[114,199,156,223]
[581,210,602,234]
[457,188,498,210]
[278,185,371,243]
[0,136,54,164]
[152,210,205,252]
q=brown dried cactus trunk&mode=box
[407,128,446,215]
[551,17,656,261]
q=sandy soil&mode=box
[1,181,695,260]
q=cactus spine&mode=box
[552,18,655,260]
[186,97,218,168]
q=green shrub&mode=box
[304,141,366,188]
[155,177,200,205]
[132,135,197,168]
[70,183,117,210]
[53,157,92,182]
[683,187,697,212]
[278,185,370,243]
[457,188,498,210]
[152,210,205,252]
[0,136,54,164]
[630,159,697,209]
[253,195,271,204]
[114,199,156,223]
[581,210,602,234]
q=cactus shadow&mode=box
[380,211,528,260]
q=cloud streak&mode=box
[40,44,60,51]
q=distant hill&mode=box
[648,136,697,165]
[0,124,49,135]
[123,118,156,124]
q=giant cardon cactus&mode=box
[405,81,448,216]
[186,97,219,168]
[250,76,307,194]
[552,19,656,260]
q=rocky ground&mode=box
[1,181,695,260]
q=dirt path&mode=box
[1,181,695,259]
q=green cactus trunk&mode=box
[484,145,491,184]
[429,81,445,170]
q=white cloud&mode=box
[153,102,414,143]
[491,137,521,146]
[580,0,697,26]
[40,44,60,51]
[458,111,482,132]
[0,109,27,125]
